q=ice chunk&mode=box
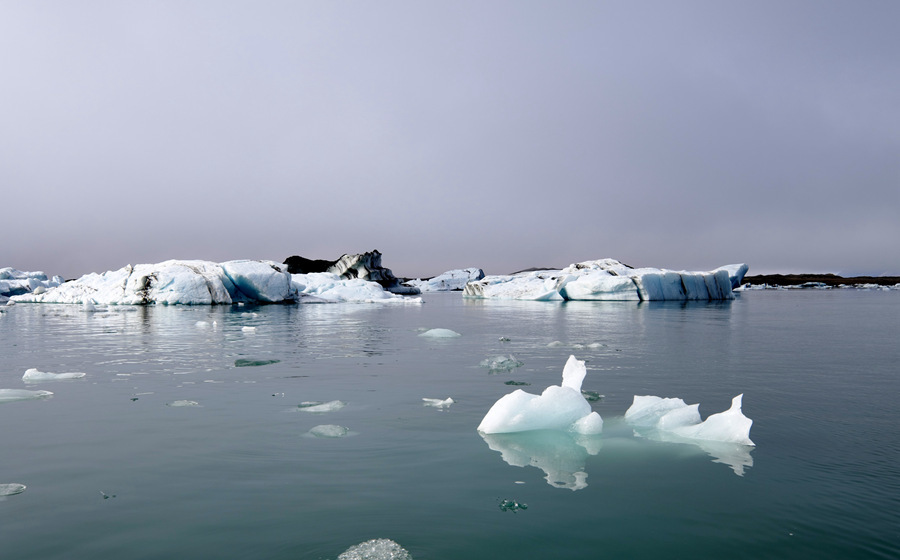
[625,394,754,445]
[338,539,412,560]
[0,389,53,403]
[291,272,422,303]
[477,356,601,435]
[422,397,454,408]
[307,424,350,438]
[0,483,26,497]
[241,326,256,333]
[297,400,346,413]
[234,359,280,367]
[22,368,86,382]
[418,328,461,338]
[479,355,523,372]
[167,400,200,407]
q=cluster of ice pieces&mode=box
[405,268,485,292]
[478,355,754,445]
[338,539,412,560]
[478,356,603,435]
[0,268,64,301]
[9,260,421,306]
[463,259,748,301]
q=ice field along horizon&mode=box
[1,289,898,559]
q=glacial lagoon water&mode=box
[1,290,898,559]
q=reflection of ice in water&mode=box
[338,538,412,560]
[632,427,754,476]
[480,430,602,491]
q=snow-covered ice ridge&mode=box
[463,259,748,301]
[10,260,421,305]
[0,268,64,300]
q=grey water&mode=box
[1,290,898,559]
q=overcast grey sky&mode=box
[2,1,898,279]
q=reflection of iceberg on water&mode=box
[480,430,601,491]
[625,394,755,476]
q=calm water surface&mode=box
[1,290,898,559]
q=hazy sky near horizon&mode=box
[2,1,898,279]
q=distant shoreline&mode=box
[742,274,900,287]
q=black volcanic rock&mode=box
[283,255,336,274]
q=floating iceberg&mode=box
[479,355,524,373]
[0,483,26,497]
[422,397,454,408]
[477,356,602,435]
[0,389,54,403]
[0,268,64,300]
[406,268,485,292]
[625,394,754,446]
[167,400,200,407]
[463,259,747,301]
[285,250,419,295]
[10,259,419,305]
[297,400,346,413]
[22,368,86,382]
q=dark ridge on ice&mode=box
[743,274,900,287]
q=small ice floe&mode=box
[241,312,258,318]
[22,368,86,382]
[297,400,346,413]
[498,336,511,342]
[0,389,54,403]
[166,400,200,407]
[83,298,98,312]
[195,321,210,328]
[0,483,26,498]
[338,539,412,560]
[306,424,351,438]
[418,328,461,338]
[478,355,602,435]
[480,355,524,373]
[422,397,454,409]
[241,326,256,333]
[625,394,754,446]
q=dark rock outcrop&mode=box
[283,250,420,295]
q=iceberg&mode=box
[625,394,754,446]
[477,355,602,435]
[0,483,26,497]
[284,250,420,295]
[479,355,524,373]
[0,268,64,300]
[406,268,485,292]
[422,397,454,408]
[307,424,350,438]
[10,259,418,305]
[22,368,86,382]
[463,259,747,301]
[297,400,346,412]
[0,389,54,403]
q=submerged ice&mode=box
[478,355,602,435]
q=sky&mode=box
[2,1,898,280]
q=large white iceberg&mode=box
[10,259,419,305]
[463,259,747,301]
[625,394,754,446]
[406,268,485,292]
[478,355,602,435]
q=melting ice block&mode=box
[0,389,53,403]
[625,394,754,446]
[477,355,602,435]
[419,328,461,338]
